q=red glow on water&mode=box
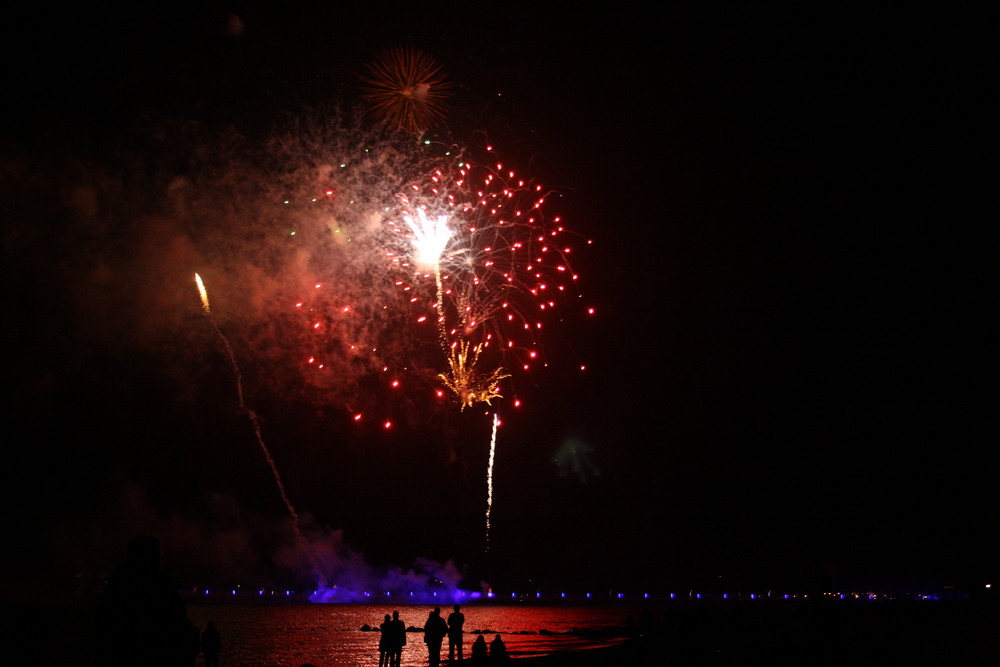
[180,603,638,663]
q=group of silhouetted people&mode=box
[93,536,222,667]
[381,604,508,665]
[378,610,408,667]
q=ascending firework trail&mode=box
[485,412,499,552]
[194,274,308,548]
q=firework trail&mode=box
[485,412,499,551]
[194,273,302,534]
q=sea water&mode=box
[38,601,639,666]
[186,603,633,666]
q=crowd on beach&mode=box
[374,605,509,666]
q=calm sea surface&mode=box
[41,602,639,666]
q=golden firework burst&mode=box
[362,48,451,134]
[438,341,509,410]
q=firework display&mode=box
[299,139,589,420]
[186,49,591,573]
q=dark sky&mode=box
[2,4,991,599]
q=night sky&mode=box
[2,4,991,600]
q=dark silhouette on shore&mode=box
[181,617,200,666]
[94,535,197,667]
[202,620,221,667]
[424,606,448,666]
[387,610,406,667]
[378,614,392,667]
[470,635,488,663]
[489,634,508,661]
[448,603,465,661]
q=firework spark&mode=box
[403,207,452,273]
[437,341,510,410]
[195,272,211,314]
[485,412,499,551]
[362,48,451,135]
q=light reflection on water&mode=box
[186,603,636,666]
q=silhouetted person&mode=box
[388,610,406,667]
[378,614,392,667]
[470,635,488,663]
[424,607,448,666]
[447,604,465,661]
[202,620,221,667]
[181,618,200,666]
[490,634,508,661]
[94,535,193,667]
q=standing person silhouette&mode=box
[388,610,406,667]
[447,604,465,661]
[202,621,221,667]
[378,614,392,667]
[423,607,448,666]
